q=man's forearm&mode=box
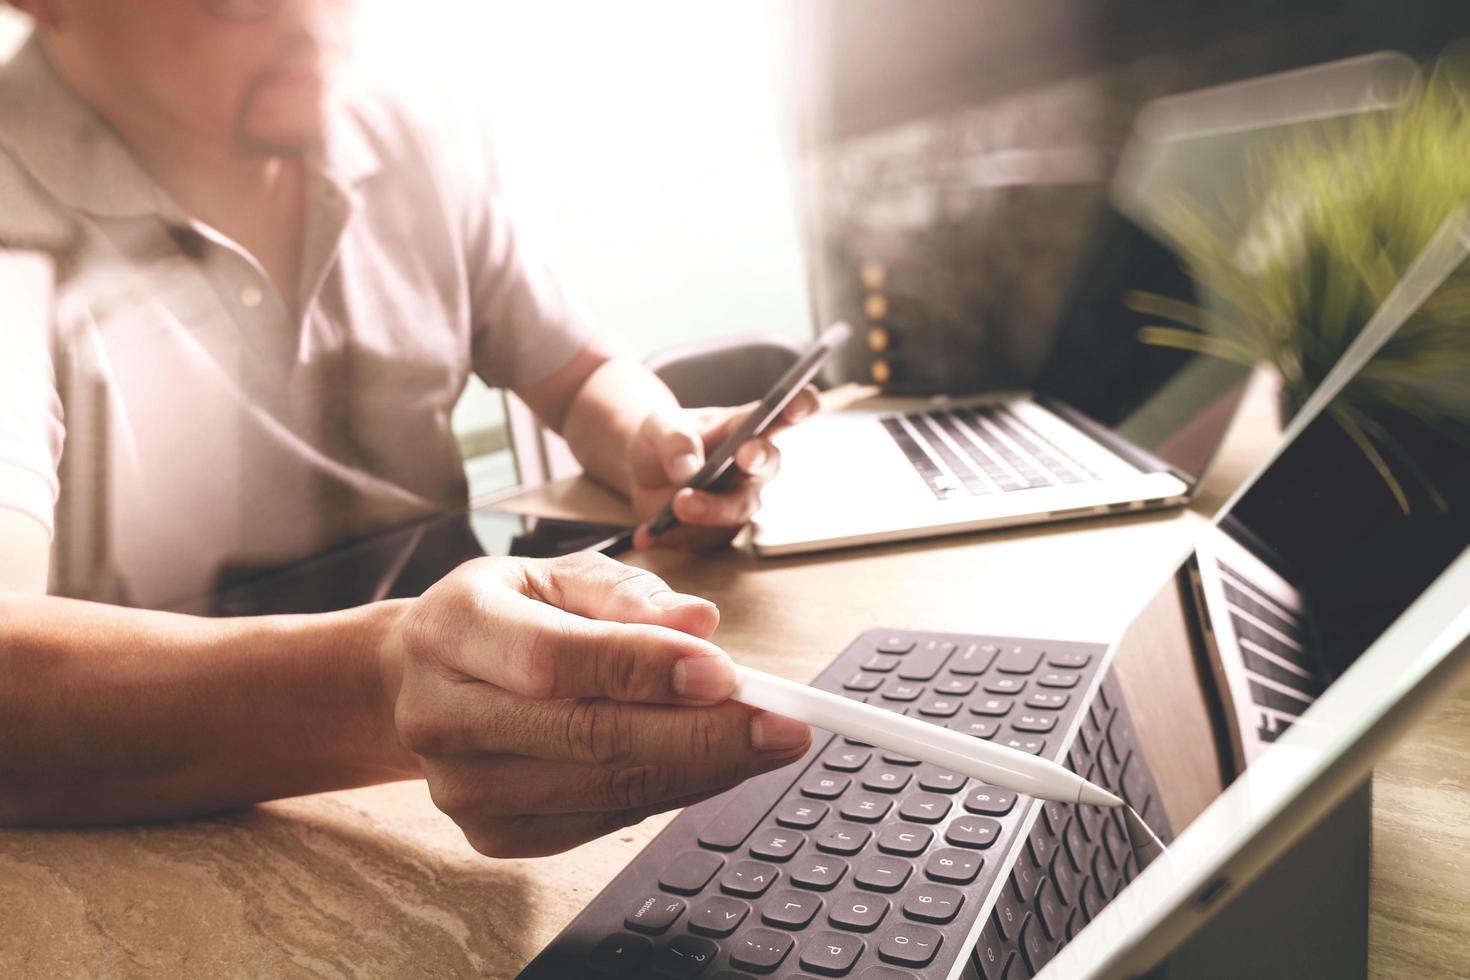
[0,593,418,826]
[560,356,681,495]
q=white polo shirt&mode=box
[0,36,592,608]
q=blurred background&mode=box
[5,1,1464,501]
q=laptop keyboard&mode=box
[1216,559,1322,745]
[518,629,1172,980]
[880,406,1102,502]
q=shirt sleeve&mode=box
[0,249,64,538]
[453,118,596,392]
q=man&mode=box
[0,0,815,856]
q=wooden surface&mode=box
[3,374,1468,979]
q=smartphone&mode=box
[593,321,851,555]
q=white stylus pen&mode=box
[732,665,1123,808]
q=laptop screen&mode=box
[1080,379,1470,933]
[1032,215,1254,483]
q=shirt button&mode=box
[240,285,264,309]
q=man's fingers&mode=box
[671,484,764,528]
[733,438,780,481]
[401,681,812,766]
[701,385,820,447]
[518,552,720,638]
[634,410,705,487]
[404,554,730,704]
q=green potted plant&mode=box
[1129,49,1470,511]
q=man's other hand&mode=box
[627,386,819,551]
[379,552,812,858]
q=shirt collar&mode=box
[0,33,381,221]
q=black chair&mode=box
[644,332,811,408]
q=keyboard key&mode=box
[1037,671,1079,689]
[999,735,1045,755]
[687,895,749,937]
[791,855,850,891]
[721,860,779,897]
[862,767,914,793]
[963,787,1016,816]
[917,767,967,794]
[1092,844,1117,900]
[983,676,1026,695]
[876,636,915,654]
[875,824,932,856]
[924,847,982,884]
[950,643,999,675]
[828,891,890,932]
[1103,816,1129,870]
[933,677,976,696]
[903,883,964,924]
[973,920,1006,980]
[799,930,865,976]
[1013,712,1057,734]
[730,927,794,973]
[1063,817,1088,872]
[969,696,1013,717]
[1018,914,1053,973]
[855,967,917,980]
[949,717,999,739]
[816,824,871,855]
[1121,753,1150,810]
[1010,848,1044,903]
[896,640,955,681]
[945,816,1001,849]
[802,773,851,799]
[993,888,1024,941]
[1025,691,1070,711]
[650,934,720,978]
[824,747,872,772]
[854,855,914,892]
[1051,849,1083,905]
[862,653,902,673]
[1048,650,1092,669]
[897,794,951,824]
[839,793,893,823]
[916,696,963,718]
[877,923,943,968]
[843,671,884,692]
[995,647,1043,674]
[880,749,920,766]
[587,933,652,976]
[1079,796,1104,841]
[1081,877,1105,920]
[1036,878,1064,940]
[660,851,724,895]
[879,680,924,702]
[625,894,687,935]
[1065,908,1082,942]
[762,888,821,929]
[750,827,805,862]
[776,799,830,830]
[1045,799,1071,836]
[1028,827,1058,872]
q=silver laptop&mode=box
[751,353,1251,556]
[752,52,1422,559]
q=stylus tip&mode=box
[1077,782,1125,808]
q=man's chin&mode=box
[234,88,333,157]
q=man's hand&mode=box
[379,552,812,858]
[627,387,820,551]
